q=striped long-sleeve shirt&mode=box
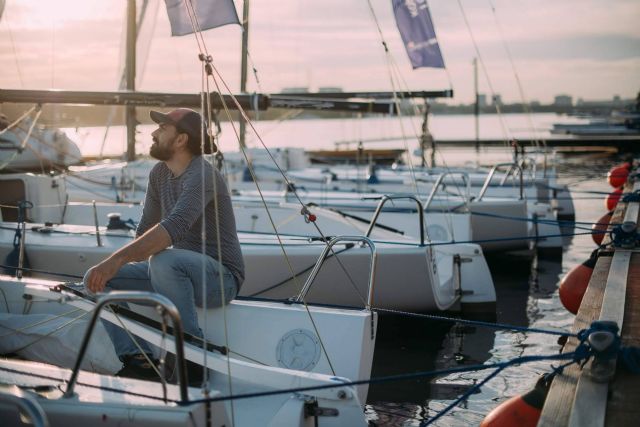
[136,156,245,287]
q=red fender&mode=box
[591,211,613,246]
[481,376,551,427]
[605,188,623,211]
[607,166,629,188]
[558,255,597,314]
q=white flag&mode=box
[164,0,240,37]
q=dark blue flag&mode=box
[164,0,240,37]
[392,0,445,69]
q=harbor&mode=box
[538,170,640,427]
[0,0,639,426]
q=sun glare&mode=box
[18,0,114,27]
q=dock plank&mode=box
[540,177,640,427]
[605,253,640,427]
[537,255,612,427]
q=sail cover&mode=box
[164,0,240,36]
[392,0,445,69]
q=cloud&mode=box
[0,0,638,103]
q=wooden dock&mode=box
[538,179,640,426]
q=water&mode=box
[364,158,616,426]
[62,113,615,425]
[64,112,579,159]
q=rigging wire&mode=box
[363,0,467,243]
[2,309,91,355]
[0,107,43,171]
[181,4,235,420]
[100,0,158,159]
[487,0,549,169]
[1,5,24,88]
[175,0,413,383]
[181,0,370,411]
[456,0,512,146]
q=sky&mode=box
[0,0,638,104]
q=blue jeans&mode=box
[85,248,238,358]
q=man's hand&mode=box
[84,224,171,293]
[84,258,121,293]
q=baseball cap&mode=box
[149,108,215,154]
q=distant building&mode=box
[492,94,502,106]
[318,87,343,93]
[281,87,309,94]
[477,94,487,107]
[554,95,573,107]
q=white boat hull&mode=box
[0,276,373,425]
[0,223,496,312]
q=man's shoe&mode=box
[116,353,161,382]
[164,354,206,387]
[186,359,205,387]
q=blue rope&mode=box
[426,230,597,247]
[610,223,640,248]
[470,210,594,228]
[374,307,574,337]
[187,351,581,406]
[622,191,640,203]
[422,320,631,425]
[537,183,615,196]
[423,367,504,425]
[238,230,597,249]
[186,320,639,425]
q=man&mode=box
[84,108,244,382]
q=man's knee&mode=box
[148,250,177,275]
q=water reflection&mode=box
[367,247,565,425]
[365,157,615,425]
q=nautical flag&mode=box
[392,0,445,69]
[164,0,240,37]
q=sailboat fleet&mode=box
[0,1,576,425]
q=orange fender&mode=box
[591,211,613,246]
[605,188,623,211]
[607,166,629,188]
[558,255,597,314]
[481,376,551,427]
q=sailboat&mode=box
[0,172,496,312]
[0,2,390,424]
[0,272,375,425]
[0,112,81,172]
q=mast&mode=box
[239,0,250,150]
[125,0,137,161]
[473,57,479,151]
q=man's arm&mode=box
[84,224,171,293]
[136,168,162,237]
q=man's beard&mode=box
[150,140,173,161]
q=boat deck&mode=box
[538,179,640,426]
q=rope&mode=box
[184,20,374,379]
[0,307,84,339]
[487,0,546,151]
[2,309,90,355]
[373,307,574,338]
[0,108,43,171]
[363,0,466,245]
[187,351,583,405]
[0,106,37,136]
[0,364,180,404]
[1,349,585,407]
[467,210,615,231]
